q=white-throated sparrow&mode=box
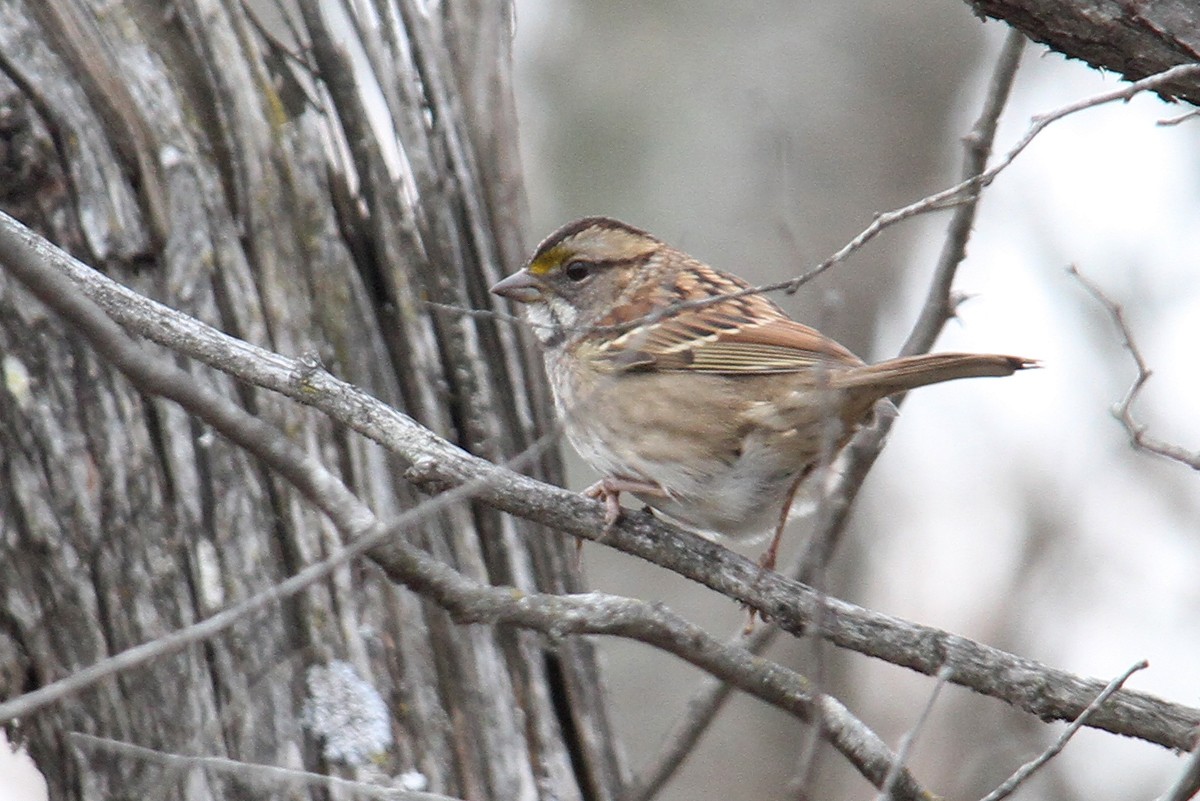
[492,217,1035,569]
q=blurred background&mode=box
[3,2,1197,799]
[514,1,1200,799]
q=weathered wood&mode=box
[0,1,623,799]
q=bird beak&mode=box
[490,270,543,304]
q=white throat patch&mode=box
[525,296,577,348]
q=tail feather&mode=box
[833,352,1038,396]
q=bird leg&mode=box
[576,476,670,566]
[582,475,669,531]
[745,473,808,632]
[758,473,806,574]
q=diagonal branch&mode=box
[1,209,1197,754]
[876,666,954,801]
[522,62,1200,341]
[0,208,929,800]
[622,620,775,801]
[900,29,1026,358]
[68,732,463,801]
[979,660,1148,801]
[788,62,1200,303]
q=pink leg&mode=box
[582,475,669,531]
[758,474,805,574]
[746,473,807,633]
[576,476,668,570]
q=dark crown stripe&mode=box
[531,216,657,261]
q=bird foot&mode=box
[582,476,668,534]
[744,505,792,633]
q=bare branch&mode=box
[805,26,1024,576]
[877,666,954,801]
[1158,734,1200,801]
[67,732,458,801]
[431,591,931,801]
[962,1,1200,106]
[1070,265,1200,470]
[900,29,1025,357]
[979,660,1148,801]
[624,622,775,801]
[442,62,1200,349]
[1,210,1197,755]
[9,535,933,795]
[1158,110,1200,127]
[0,209,929,799]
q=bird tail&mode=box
[833,353,1038,396]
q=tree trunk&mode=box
[0,1,623,798]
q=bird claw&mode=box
[582,476,668,536]
[583,479,625,533]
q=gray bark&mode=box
[965,0,1200,104]
[0,1,622,799]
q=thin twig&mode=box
[1069,265,1200,470]
[1158,734,1200,801]
[68,732,457,800]
[877,665,954,801]
[471,61,1200,346]
[901,29,1025,357]
[1156,110,1200,127]
[623,621,776,801]
[979,660,1149,801]
[426,299,534,330]
[624,30,1022,782]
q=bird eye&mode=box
[563,260,592,282]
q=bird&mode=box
[491,216,1035,571]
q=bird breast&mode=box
[547,357,834,538]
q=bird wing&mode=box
[596,262,862,374]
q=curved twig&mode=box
[1070,265,1200,470]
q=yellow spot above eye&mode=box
[528,246,567,275]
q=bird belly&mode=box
[629,435,809,538]
[549,363,829,539]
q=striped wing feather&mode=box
[602,262,863,374]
